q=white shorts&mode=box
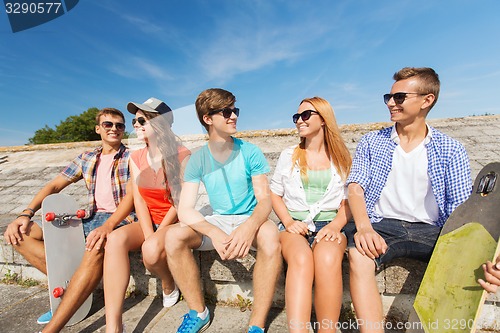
[196,214,256,251]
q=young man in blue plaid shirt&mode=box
[3,108,135,333]
[344,67,472,333]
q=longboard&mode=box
[42,193,93,326]
[413,162,500,333]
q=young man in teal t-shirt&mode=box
[165,88,281,333]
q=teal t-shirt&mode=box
[184,137,270,215]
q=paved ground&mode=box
[1,282,496,333]
[0,283,290,333]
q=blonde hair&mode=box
[141,110,182,206]
[291,97,351,181]
[393,67,440,110]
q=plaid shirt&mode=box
[346,125,472,227]
[61,144,132,220]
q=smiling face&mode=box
[386,78,435,126]
[132,110,154,143]
[95,113,125,148]
[203,104,238,137]
[295,101,324,139]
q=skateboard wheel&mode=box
[45,212,56,222]
[53,287,64,298]
[76,209,86,218]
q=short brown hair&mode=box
[393,67,440,110]
[96,108,125,124]
[195,88,236,131]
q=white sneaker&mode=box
[162,285,180,307]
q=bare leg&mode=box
[164,224,204,312]
[280,232,313,333]
[313,236,346,333]
[42,248,104,333]
[249,220,282,328]
[142,226,175,293]
[348,248,383,333]
[12,223,47,274]
[103,223,144,333]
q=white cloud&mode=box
[109,56,173,81]
[194,4,339,82]
[119,14,164,34]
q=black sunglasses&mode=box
[100,121,125,131]
[292,110,320,123]
[132,117,147,126]
[383,92,427,105]
[208,107,240,118]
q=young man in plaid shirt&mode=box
[344,67,472,333]
[4,107,135,333]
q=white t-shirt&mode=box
[374,126,439,224]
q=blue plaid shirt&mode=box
[61,144,132,221]
[346,125,472,227]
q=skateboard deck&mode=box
[42,193,92,326]
[413,162,500,333]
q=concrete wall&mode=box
[1,115,499,330]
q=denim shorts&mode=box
[278,220,330,247]
[82,212,133,238]
[344,218,441,268]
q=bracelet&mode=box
[22,208,35,216]
[17,213,32,219]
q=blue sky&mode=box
[1,0,499,147]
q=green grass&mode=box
[1,269,40,287]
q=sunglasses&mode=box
[208,107,240,118]
[132,117,147,126]
[100,121,125,131]
[383,92,427,105]
[292,110,320,123]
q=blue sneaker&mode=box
[177,309,210,333]
[36,310,52,324]
[248,326,264,333]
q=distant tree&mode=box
[469,112,494,117]
[29,107,102,144]
[29,125,58,144]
